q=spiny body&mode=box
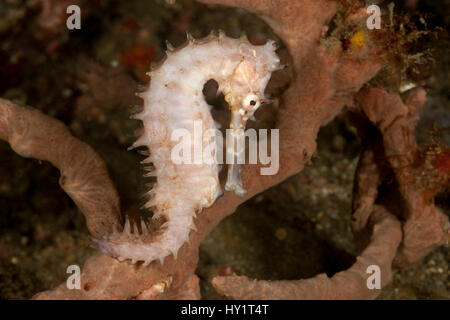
[95,33,280,265]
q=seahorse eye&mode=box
[243,94,260,110]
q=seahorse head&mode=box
[223,40,280,121]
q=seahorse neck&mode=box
[154,39,243,101]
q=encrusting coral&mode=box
[0,0,448,299]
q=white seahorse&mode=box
[95,32,280,265]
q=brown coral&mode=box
[0,0,448,300]
[0,98,121,238]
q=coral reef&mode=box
[0,0,448,299]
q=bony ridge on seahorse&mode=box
[95,31,281,265]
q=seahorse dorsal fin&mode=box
[165,40,175,52]
[186,32,195,44]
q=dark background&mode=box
[0,0,448,299]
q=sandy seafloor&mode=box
[0,0,448,299]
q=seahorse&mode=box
[95,32,280,265]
